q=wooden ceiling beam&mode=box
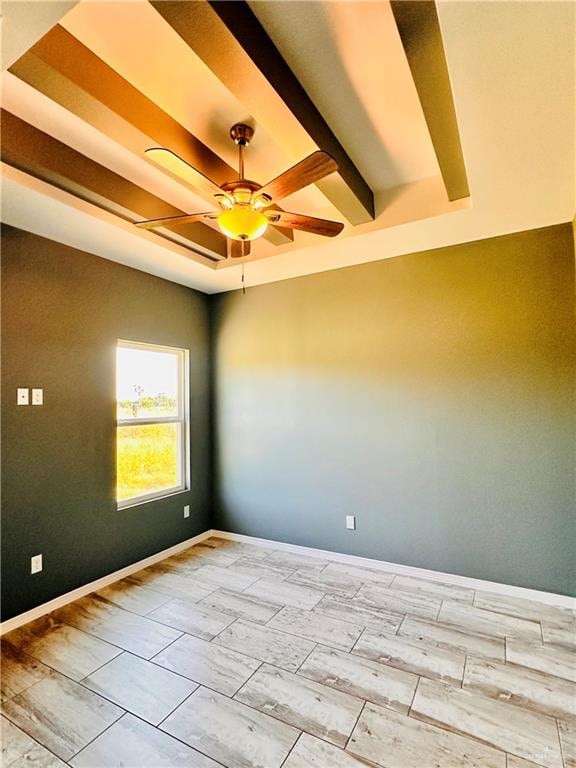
[391,1,470,201]
[0,109,225,263]
[9,25,293,247]
[151,1,375,225]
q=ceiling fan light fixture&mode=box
[214,193,234,210]
[218,207,268,241]
[252,193,272,211]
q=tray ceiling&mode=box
[1,0,574,293]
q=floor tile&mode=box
[313,594,402,633]
[1,672,123,761]
[283,732,377,767]
[235,663,363,747]
[322,562,395,587]
[1,715,68,767]
[558,716,576,768]
[70,713,221,768]
[399,616,505,660]
[411,677,563,768]
[3,546,569,768]
[8,742,68,767]
[6,616,121,681]
[541,620,576,650]
[507,757,545,768]
[82,652,197,725]
[286,568,364,597]
[128,570,214,602]
[153,633,261,695]
[263,550,329,570]
[146,557,205,576]
[161,686,299,768]
[348,701,506,768]
[474,592,574,625]
[298,645,418,713]
[53,596,181,659]
[190,564,261,591]
[244,579,325,610]
[438,602,542,640]
[268,606,363,651]
[147,598,235,640]
[214,619,315,672]
[145,560,201,576]
[463,656,576,719]
[205,539,275,560]
[96,579,172,615]
[199,588,284,624]
[353,628,465,684]
[390,574,475,603]
[2,715,41,765]
[221,558,293,582]
[354,584,442,621]
[187,543,242,566]
[506,638,576,682]
[1,641,54,701]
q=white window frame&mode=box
[116,340,189,509]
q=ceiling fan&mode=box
[135,123,344,259]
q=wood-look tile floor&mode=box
[1,538,575,768]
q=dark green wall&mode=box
[212,224,576,596]
[1,226,212,621]
[2,223,574,621]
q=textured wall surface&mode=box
[212,224,576,595]
[1,227,212,620]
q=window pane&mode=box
[117,423,181,503]
[117,346,179,420]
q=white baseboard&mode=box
[0,530,213,635]
[2,527,573,634]
[211,530,576,610]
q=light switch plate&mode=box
[17,388,29,405]
[31,554,43,574]
[32,388,43,405]
[183,505,190,518]
[346,515,356,530]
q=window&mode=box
[116,341,188,508]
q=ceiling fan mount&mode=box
[229,122,254,146]
[136,123,344,259]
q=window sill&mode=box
[117,488,188,511]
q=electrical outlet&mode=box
[17,388,29,405]
[183,505,190,518]
[31,554,43,574]
[32,388,43,405]
[346,515,356,530]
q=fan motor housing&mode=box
[221,179,262,195]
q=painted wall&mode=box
[1,226,212,620]
[212,224,576,595]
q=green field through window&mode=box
[117,422,180,502]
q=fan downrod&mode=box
[230,123,254,146]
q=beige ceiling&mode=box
[1,0,574,294]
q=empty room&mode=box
[1,1,575,767]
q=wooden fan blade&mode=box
[227,239,251,259]
[259,151,338,201]
[145,148,227,199]
[135,212,216,230]
[266,211,344,237]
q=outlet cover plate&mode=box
[183,505,190,518]
[346,515,356,530]
[31,554,43,574]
